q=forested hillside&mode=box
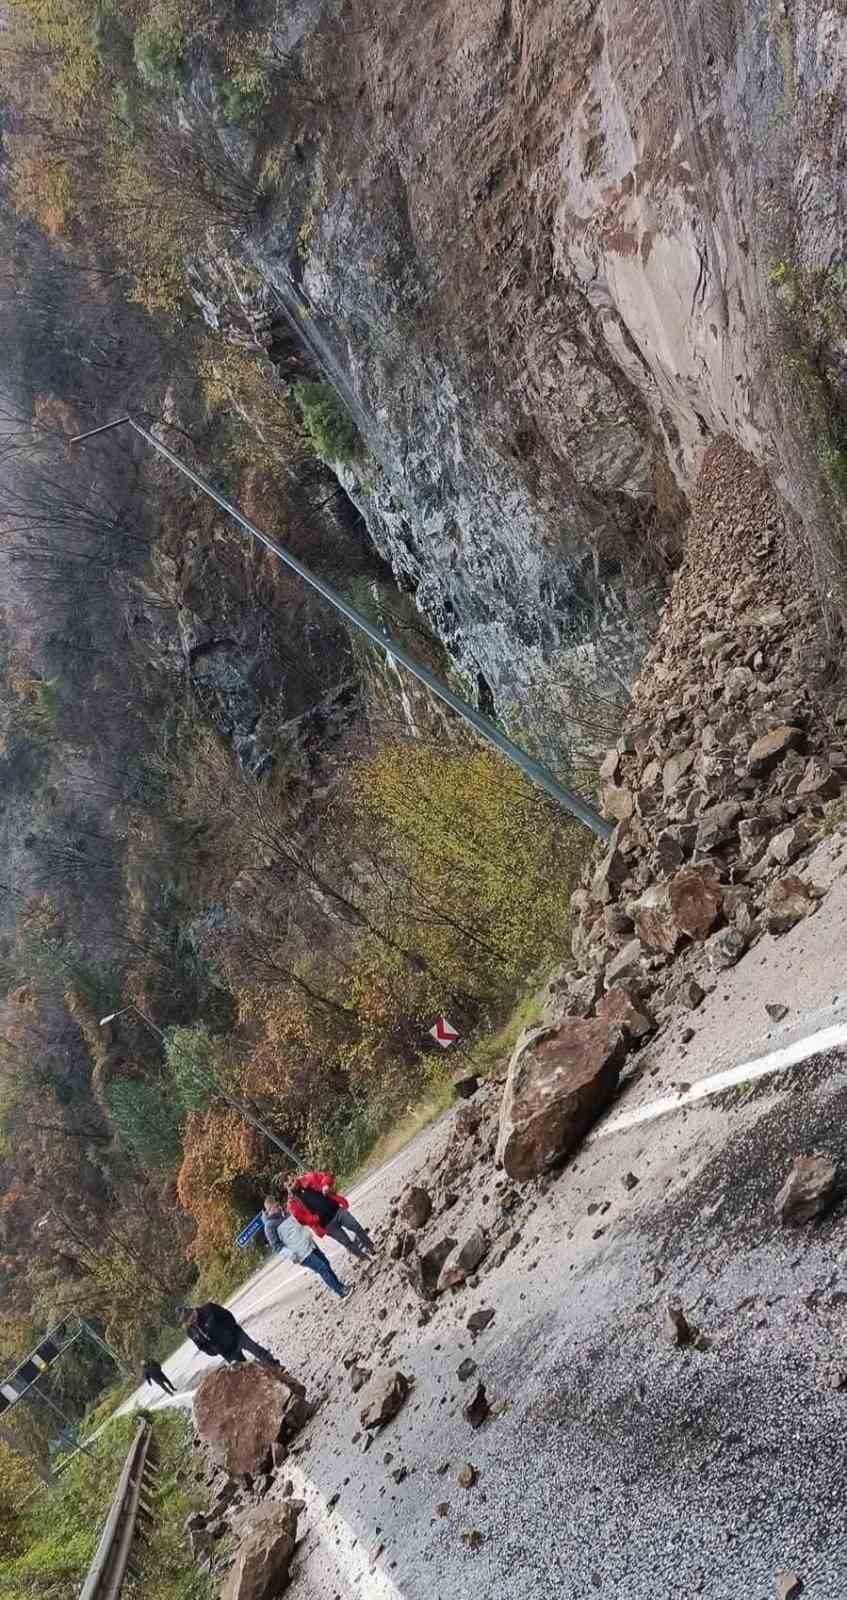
[0,0,590,1391]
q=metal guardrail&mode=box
[79,1420,158,1600]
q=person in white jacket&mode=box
[262,1198,351,1298]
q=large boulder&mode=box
[194,1363,310,1479]
[221,1501,304,1600]
[495,1021,626,1180]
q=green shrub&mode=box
[164,1023,228,1113]
[133,15,185,89]
[220,66,271,125]
[294,380,359,463]
[107,1077,183,1167]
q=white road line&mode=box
[285,1460,407,1600]
[590,1019,847,1140]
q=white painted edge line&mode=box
[285,1458,407,1600]
[589,1019,847,1140]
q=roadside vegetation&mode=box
[0,1412,209,1599]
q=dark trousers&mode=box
[229,1329,279,1366]
[154,1374,176,1395]
[303,1246,348,1296]
[323,1210,375,1260]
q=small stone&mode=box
[621,1172,640,1191]
[350,1364,372,1395]
[436,1501,450,1517]
[453,1075,480,1099]
[707,926,747,969]
[461,1530,485,1553]
[437,1228,490,1293]
[456,1358,477,1383]
[679,976,706,1009]
[680,1027,695,1045]
[466,1308,495,1338]
[457,1463,478,1489]
[599,748,621,783]
[604,937,647,988]
[590,843,629,904]
[775,1572,804,1599]
[359,1371,411,1430]
[664,1304,695,1347]
[775,1153,838,1225]
[765,1003,789,1022]
[392,1466,408,1484]
[463,1382,491,1430]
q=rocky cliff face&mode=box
[246,0,846,753]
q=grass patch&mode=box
[0,1411,210,1600]
[343,1073,455,1187]
[464,984,546,1077]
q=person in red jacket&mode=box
[283,1169,376,1261]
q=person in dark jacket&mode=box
[284,1169,376,1261]
[178,1303,304,1392]
[142,1358,175,1395]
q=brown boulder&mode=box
[406,1236,457,1300]
[768,821,815,866]
[194,1363,310,1479]
[634,864,721,955]
[662,748,695,796]
[765,876,820,935]
[668,864,723,941]
[602,784,634,823]
[775,1153,838,1225]
[603,936,646,988]
[359,1370,411,1430]
[453,1103,482,1141]
[634,884,682,956]
[495,1021,626,1180]
[590,842,628,904]
[796,758,840,799]
[747,725,804,776]
[595,986,653,1042]
[436,1228,490,1293]
[220,1501,304,1600]
[401,1186,433,1229]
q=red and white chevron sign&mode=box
[430,1014,459,1048]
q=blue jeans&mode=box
[303,1247,348,1297]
